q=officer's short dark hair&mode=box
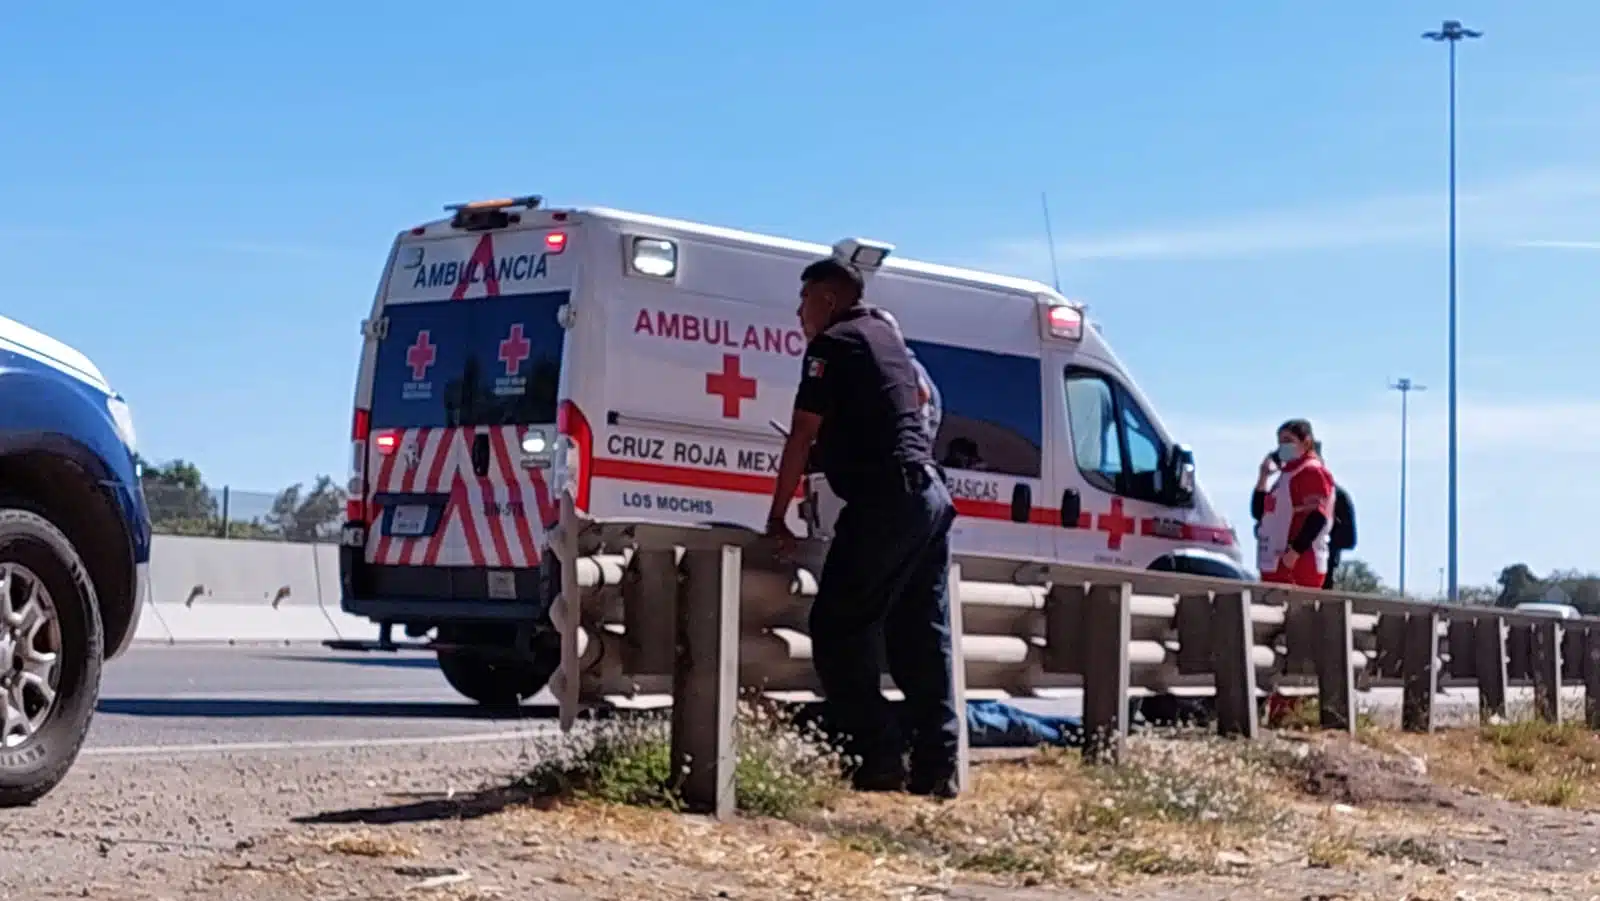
[1278,418,1315,441]
[800,258,864,302]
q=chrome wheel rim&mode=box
[0,563,62,748]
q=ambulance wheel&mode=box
[436,631,560,707]
[0,502,104,808]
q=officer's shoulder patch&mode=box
[805,357,825,378]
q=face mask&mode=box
[1278,442,1303,463]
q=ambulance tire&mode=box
[435,630,560,708]
[0,502,104,808]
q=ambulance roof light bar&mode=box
[832,237,894,279]
[443,195,544,213]
[446,195,543,231]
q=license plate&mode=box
[487,571,516,600]
[389,504,429,536]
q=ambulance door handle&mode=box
[1059,489,1081,528]
[471,433,491,477]
[1009,484,1032,524]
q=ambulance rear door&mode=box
[361,222,577,603]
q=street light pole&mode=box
[1390,378,1426,597]
[1423,19,1481,604]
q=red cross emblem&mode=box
[705,354,757,419]
[498,323,531,376]
[1096,498,1137,551]
[406,330,437,381]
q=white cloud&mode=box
[989,168,1600,265]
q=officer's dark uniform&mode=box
[794,302,960,796]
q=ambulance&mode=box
[336,195,1245,705]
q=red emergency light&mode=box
[373,431,399,454]
[545,231,568,253]
[1044,304,1083,341]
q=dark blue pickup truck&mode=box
[0,315,150,806]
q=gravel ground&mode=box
[2,646,1593,899]
[4,729,1600,901]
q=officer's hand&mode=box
[1279,549,1300,571]
[766,517,797,558]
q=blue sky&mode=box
[2,3,1596,593]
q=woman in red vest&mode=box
[1254,419,1336,588]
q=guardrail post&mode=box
[1475,614,1509,723]
[669,544,741,819]
[1585,626,1600,731]
[1081,582,1132,764]
[623,548,679,674]
[1562,628,1586,684]
[1375,614,1407,680]
[1174,592,1212,676]
[1507,624,1532,685]
[1402,611,1441,733]
[1283,603,1318,678]
[1531,620,1564,725]
[1314,599,1356,734]
[947,562,970,794]
[1042,584,1086,675]
[1447,619,1477,681]
[1212,590,1258,739]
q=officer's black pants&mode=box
[809,466,959,781]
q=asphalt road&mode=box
[87,644,561,752]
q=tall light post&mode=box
[1390,378,1426,597]
[1423,19,1481,604]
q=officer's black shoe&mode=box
[907,771,959,800]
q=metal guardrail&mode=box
[545,502,1600,817]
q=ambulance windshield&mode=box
[368,290,567,429]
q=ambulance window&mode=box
[1063,373,1121,492]
[908,339,1042,479]
[1063,367,1169,502]
[1122,400,1162,477]
[369,290,568,429]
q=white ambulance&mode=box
[336,195,1245,705]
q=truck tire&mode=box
[0,502,104,808]
[436,630,560,707]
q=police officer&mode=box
[765,257,960,799]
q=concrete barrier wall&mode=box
[134,535,375,644]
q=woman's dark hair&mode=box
[1278,418,1314,441]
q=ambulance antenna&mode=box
[1040,191,1062,293]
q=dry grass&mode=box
[503,729,1327,895]
[1370,714,1600,809]
[519,697,846,818]
[251,710,1600,901]
[320,829,420,858]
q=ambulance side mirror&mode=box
[1163,444,1196,508]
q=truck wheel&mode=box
[436,631,560,707]
[0,503,104,808]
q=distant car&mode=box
[0,315,150,807]
[1513,602,1580,619]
